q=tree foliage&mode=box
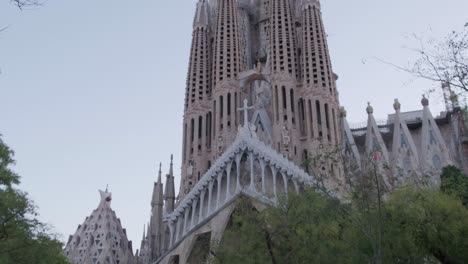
[440,165,468,207]
[214,174,468,264]
[0,136,69,264]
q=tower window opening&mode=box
[190,118,195,142]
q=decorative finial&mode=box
[157,162,162,184]
[421,94,429,106]
[105,184,109,192]
[393,99,401,111]
[366,102,374,114]
[340,106,347,118]
[169,154,174,176]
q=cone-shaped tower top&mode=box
[164,155,176,213]
[152,163,164,207]
[64,190,134,264]
[194,0,210,29]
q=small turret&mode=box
[164,155,176,214]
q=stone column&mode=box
[226,164,231,200]
[216,172,222,209]
[260,160,266,193]
[199,190,205,223]
[249,152,255,191]
[191,199,198,229]
[183,208,189,235]
[207,181,213,214]
[236,155,241,192]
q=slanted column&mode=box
[226,164,232,200]
[284,174,288,195]
[207,181,213,214]
[198,190,205,223]
[260,160,266,193]
[169,222,174,247]
[191,199,198,229]
[293,180,299,193]
[283,173,290,199]
[249,152,255,191]
[236,154,241,192]
[216,172,222,209]
[175,217,182,242]
[183,208,189,235]
[272,166,277,199]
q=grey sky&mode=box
[1,0,467,249]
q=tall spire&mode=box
[164,155,176,214]
[151,163,164,207]
[157,162,162,185]
[212,0,243,85]
[194,0,210,29]
[270,0,298,76]
[181,0,214,201]
[149,162,164,261]
[169,155,174,178]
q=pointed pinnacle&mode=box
[143,224,146,240]
[157,162,162,184]
[169,155,174,176]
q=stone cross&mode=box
[238,99,254,128]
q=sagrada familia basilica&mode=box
[63,0,468,263]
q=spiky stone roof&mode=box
[64,190,135,264]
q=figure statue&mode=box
[281,124,291,147]
[256,59,262,74]
[187,160,194,177]
[217,136,224,155]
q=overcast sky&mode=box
[1,0,467,250]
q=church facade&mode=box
[64,1,468,263]
[135,1,468,263]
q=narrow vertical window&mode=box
[316,100,322,125]
[227,93,232,116]
[290,89,295,113]
[183,123,187,161]
[282,86,287,109]
[220,96,224,119]
[213,101,217,139]
[308,99,314,137]
[198,116,203,139]
[275,86,279,122]
[325,104,330,129]
[234,93,238,126]
[332,108,338,143]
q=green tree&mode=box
[213,185,468,264]
[384,187,468,264]
[214,191,362,264]
[213,197,277,264]
[440,165,468,207]
[0,136,69,264]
